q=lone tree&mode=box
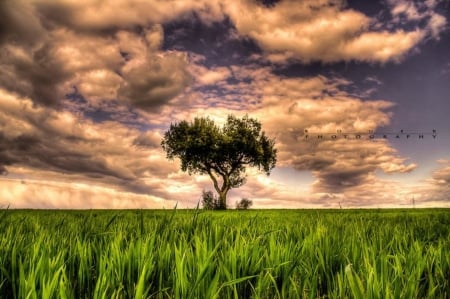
[161,115,277,209]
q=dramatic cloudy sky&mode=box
[1,0,449,209]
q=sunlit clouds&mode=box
[1,0,449,208]
[224,0,443,63]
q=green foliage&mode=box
[0,209,449,298]
[161,115,277,208]
[236,198,253,210]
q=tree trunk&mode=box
[217,190,228,210]
[207,168,229,209]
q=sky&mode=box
[0,0,449,209]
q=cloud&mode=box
[401,161,450,206]
[423,161,450,201]
[0,178,177,209]
[189,64,232,86]
[387,0,447,40]
[431,165,450,185]
[118,50,191,110]
[253,74,394,134]
[229,70,417,196]
[340,30,424,63]
[0,165,8,175]
[0,1,193,110]
[34,0,223,31]
[2,0,444,112]
[427,13,447,39]
[0,89,180,195]
[390,0,422,20]
[436,159,450,164]
[308,140,416,193]
[0,42,72,106]
[54,26,192,111]
[133,131,164,148]
[0,0,46,45]
[365,76,383,85]
[224,0,444,63]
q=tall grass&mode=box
[0,209,448,298]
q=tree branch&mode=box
[211,164,226,177]
[228,155,244,176]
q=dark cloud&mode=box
[118,54,192,111]
[0,166,7,176]
[0,132,14,175]
[0,42,71,107]
[0,93,161,193]
[133,131,162,148]
[1,1,192,110]
[292,155,335,170]
[300,140,415,193]
[0,0,45,45]
[0,131,127,180]
[33,1,82,31]
[0,1,69,107]
[312,167,372,192]
[33,0,219,32]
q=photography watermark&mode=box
[303,129,437,140]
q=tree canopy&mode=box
[161,115,277,209]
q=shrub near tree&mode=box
[201,190,222,210]
[162,115,277,209]
[236,198,253,210]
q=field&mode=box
[0,208,449,298]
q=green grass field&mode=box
[0,208,449,298]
